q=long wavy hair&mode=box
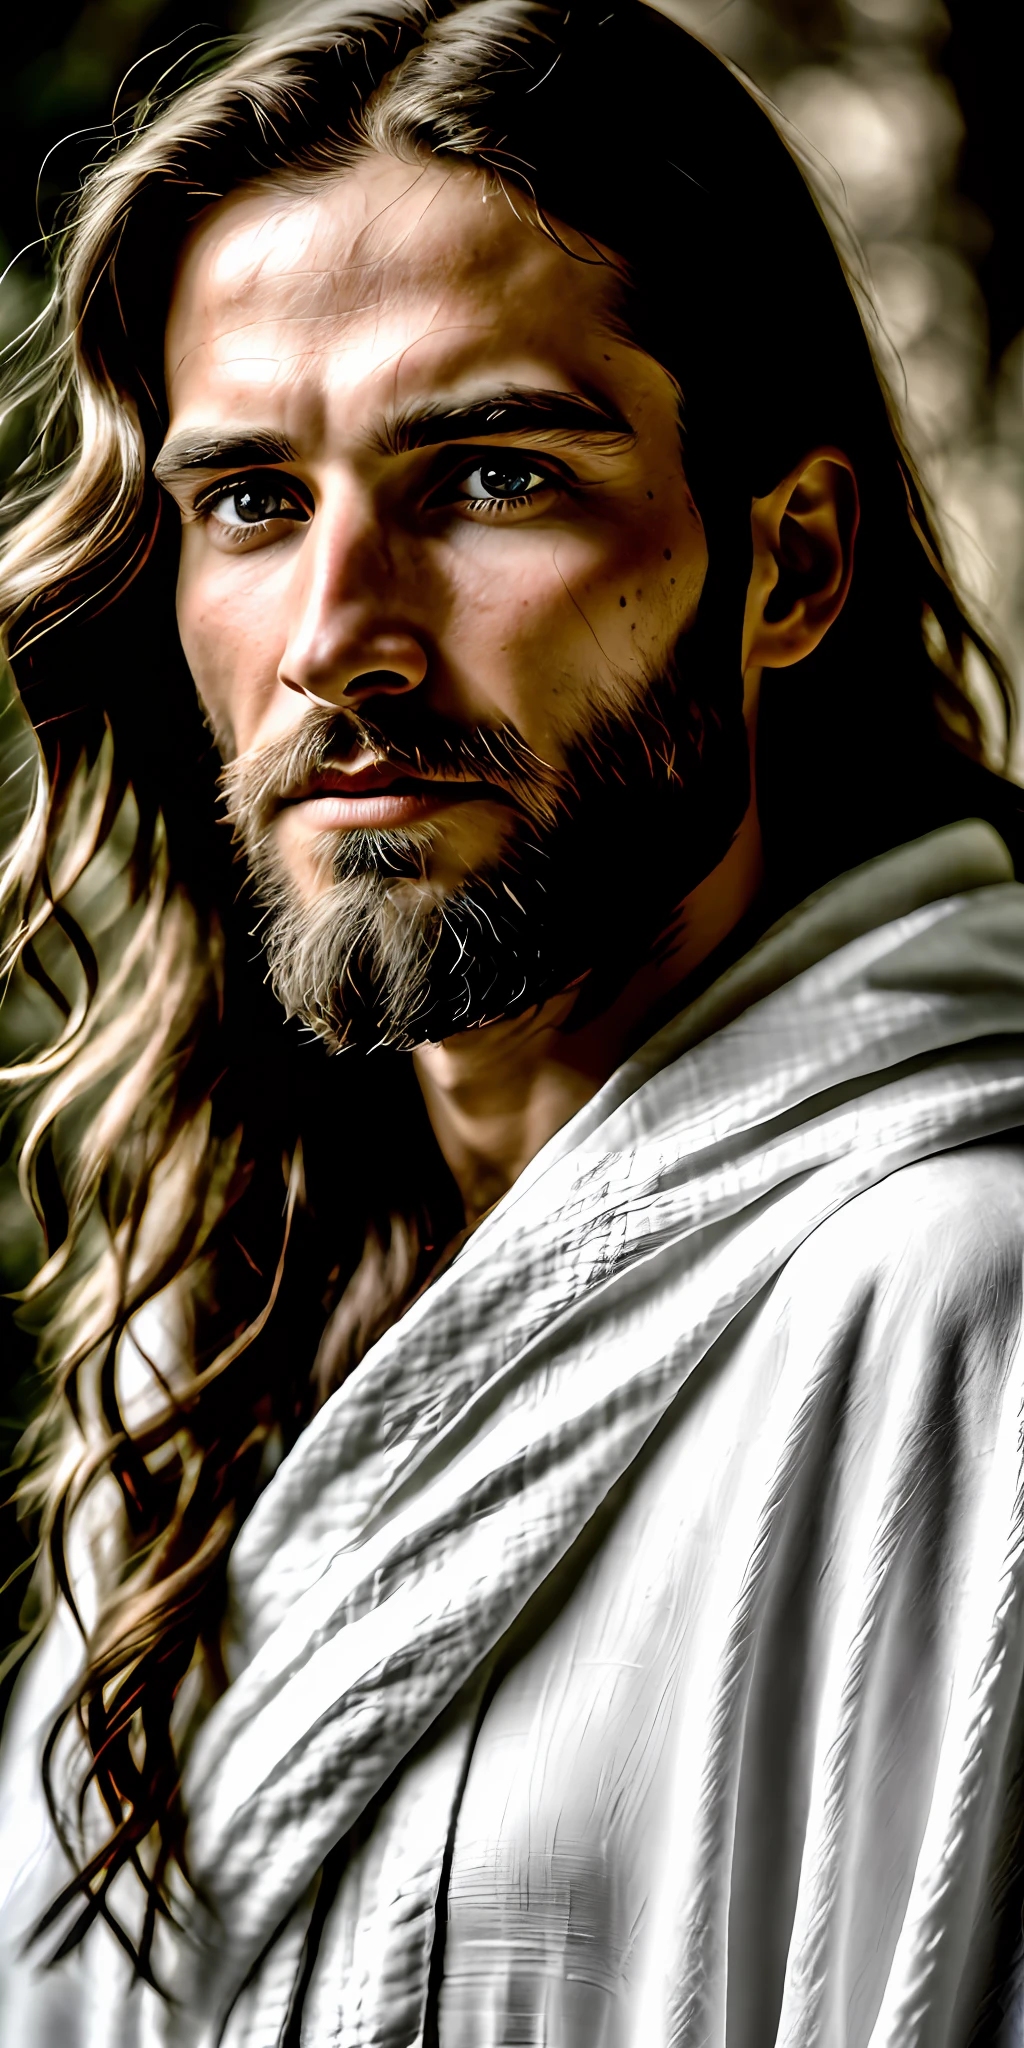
[0,0,1018,1984]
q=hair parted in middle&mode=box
[1,0,1018,1981]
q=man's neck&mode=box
[412,788,765,1227]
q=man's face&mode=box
[159,153,746,1049]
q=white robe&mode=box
[5,821,1024,2048]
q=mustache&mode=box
[220,702,562,843]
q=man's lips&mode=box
[282,762,471,800]
[274,762,505,829]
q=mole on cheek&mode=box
[619,596,627,608]
[663,549,673,561]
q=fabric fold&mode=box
[165,823,1024,2045]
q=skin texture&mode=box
[159,152,858,1221]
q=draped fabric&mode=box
[5,821,1024,2048]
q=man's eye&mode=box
[451,458,554,514]
[201,474,308,531]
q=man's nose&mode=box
[277,487,429,711]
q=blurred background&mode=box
[1,0,1021,1711]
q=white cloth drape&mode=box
[6,821,1024,2048]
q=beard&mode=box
[220,636,751,1054]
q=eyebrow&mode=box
[373,387,636,456]
[152,389,635,486]
[152,430,299,485]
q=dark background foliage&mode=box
[1,0,1021,1723]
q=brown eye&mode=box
[204,474,308,529]
[456,458,549,507]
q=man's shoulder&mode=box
[783,1140,1024,1332]
[838,1139,1024,1256]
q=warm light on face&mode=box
[160,158,706,769]
[157,152,726,1045]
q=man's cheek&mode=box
[176,556,219,694]
[176,577,261,753]
[177,612,234,748]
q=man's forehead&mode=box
[166,156,610,371]
[162,154,636,451]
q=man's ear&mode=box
[742,449,859,671]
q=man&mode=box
[3,2,1024,2042]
